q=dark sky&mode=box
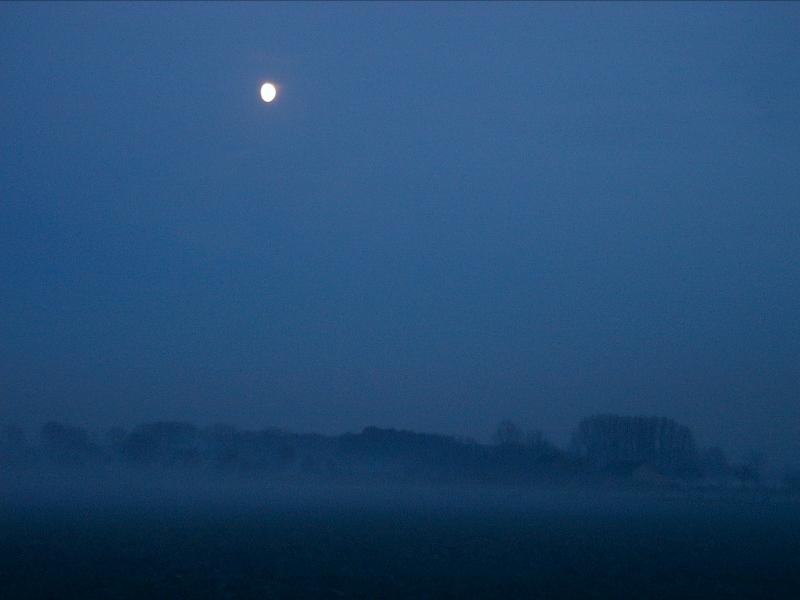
[2,2,799,465]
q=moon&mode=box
[260,83,277,103]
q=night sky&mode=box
[2,2,799,466]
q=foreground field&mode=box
[1,478,798,599]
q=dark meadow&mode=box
[2,416,800,598]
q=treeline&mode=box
[0,415,774,488]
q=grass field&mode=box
[1,477,798,599]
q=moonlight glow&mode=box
[260,83,277,102]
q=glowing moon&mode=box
[260,83,277,103]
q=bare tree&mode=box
[492,420,525,447]
[572,414,697,476]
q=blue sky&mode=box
[2,2,799,465]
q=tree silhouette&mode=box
[40,421,98,466]
[572,414,697,476]
[492,420,525,447]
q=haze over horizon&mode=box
[2,2,799,467]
